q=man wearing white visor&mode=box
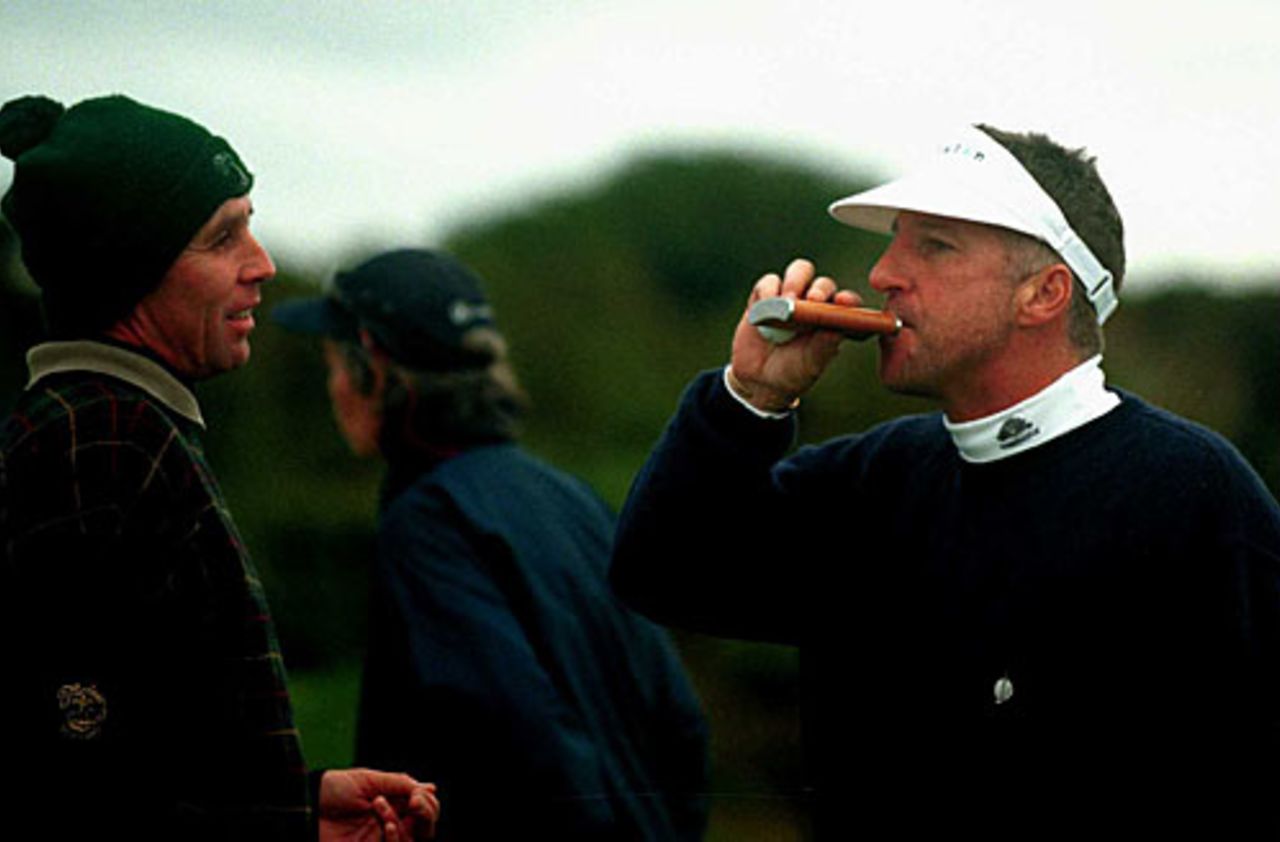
[611,124,1280,837]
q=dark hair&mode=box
[977,124,1125,356]
[337,327,529,455]
[996,231,1106,354]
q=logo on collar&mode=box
[58,683,108,740]
[996,416,1040,449]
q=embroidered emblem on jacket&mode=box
[57,683,108,740]
[997,416,1040,449]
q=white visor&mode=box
[828,126,1118,324]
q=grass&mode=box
[289,660,362,771]
[287,643,809,840]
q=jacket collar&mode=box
[26,340,205,427]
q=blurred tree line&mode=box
[2,148,1276,840]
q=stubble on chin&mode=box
[876,337,939,400]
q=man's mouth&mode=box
[227,308,255,323]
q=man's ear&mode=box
[359,328,391,395]
[1016,263,1074,328]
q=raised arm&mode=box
[612,259,865,643]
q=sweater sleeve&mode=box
[610,369,812,644]
[1216,446,1280,806]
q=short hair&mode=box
[337,327,529,455]
[977,124,1126,357]
[998,231,1105,354]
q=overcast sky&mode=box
[3,0,1277,293]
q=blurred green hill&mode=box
[2,148,1276,841]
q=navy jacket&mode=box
[357,443,709,841]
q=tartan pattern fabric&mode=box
[1,357,311,839]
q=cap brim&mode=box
[269,296,360,343]
[828,167,1040,240]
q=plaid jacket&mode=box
[0,341,311,840]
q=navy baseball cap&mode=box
[272,248,497,371]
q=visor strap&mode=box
[970,128,1118,325]
[1052,229,1117,325]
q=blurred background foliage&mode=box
[2,147,1276,840]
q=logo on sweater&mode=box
[996,416,1040,449]
[57,682,107,740]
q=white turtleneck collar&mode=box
[943,355,1119,464]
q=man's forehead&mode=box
[892,211,981,234]
[184,195,253,251]
[195,195,252,231]
[212,195,253,222]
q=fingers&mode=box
[749,258,814,305]
[750,271,782,304]
[368,770,418,794]
[372,795,402,842]
[343,771,438,842]
[805,275,838,302]
[732,257,868,409]
[780,257,816,299]
[394,783,439,841]
[417,801,439,840]
[407,786,440,831]
[832,288,863,307]
[750,258,859,306]
[410,785,440,819]
[372,794,398,824]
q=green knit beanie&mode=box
[0,93,254,336]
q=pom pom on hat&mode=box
[0,95,65,160]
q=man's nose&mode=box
[243,232,275,284]
[868,249,903,294]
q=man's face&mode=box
[131,195,274,379]
[868,211,1020,412]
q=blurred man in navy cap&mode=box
[273,248,710,841]
[0,94,438,841]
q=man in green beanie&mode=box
[0,94,439,841]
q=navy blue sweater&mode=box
[612,370,1280,837]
